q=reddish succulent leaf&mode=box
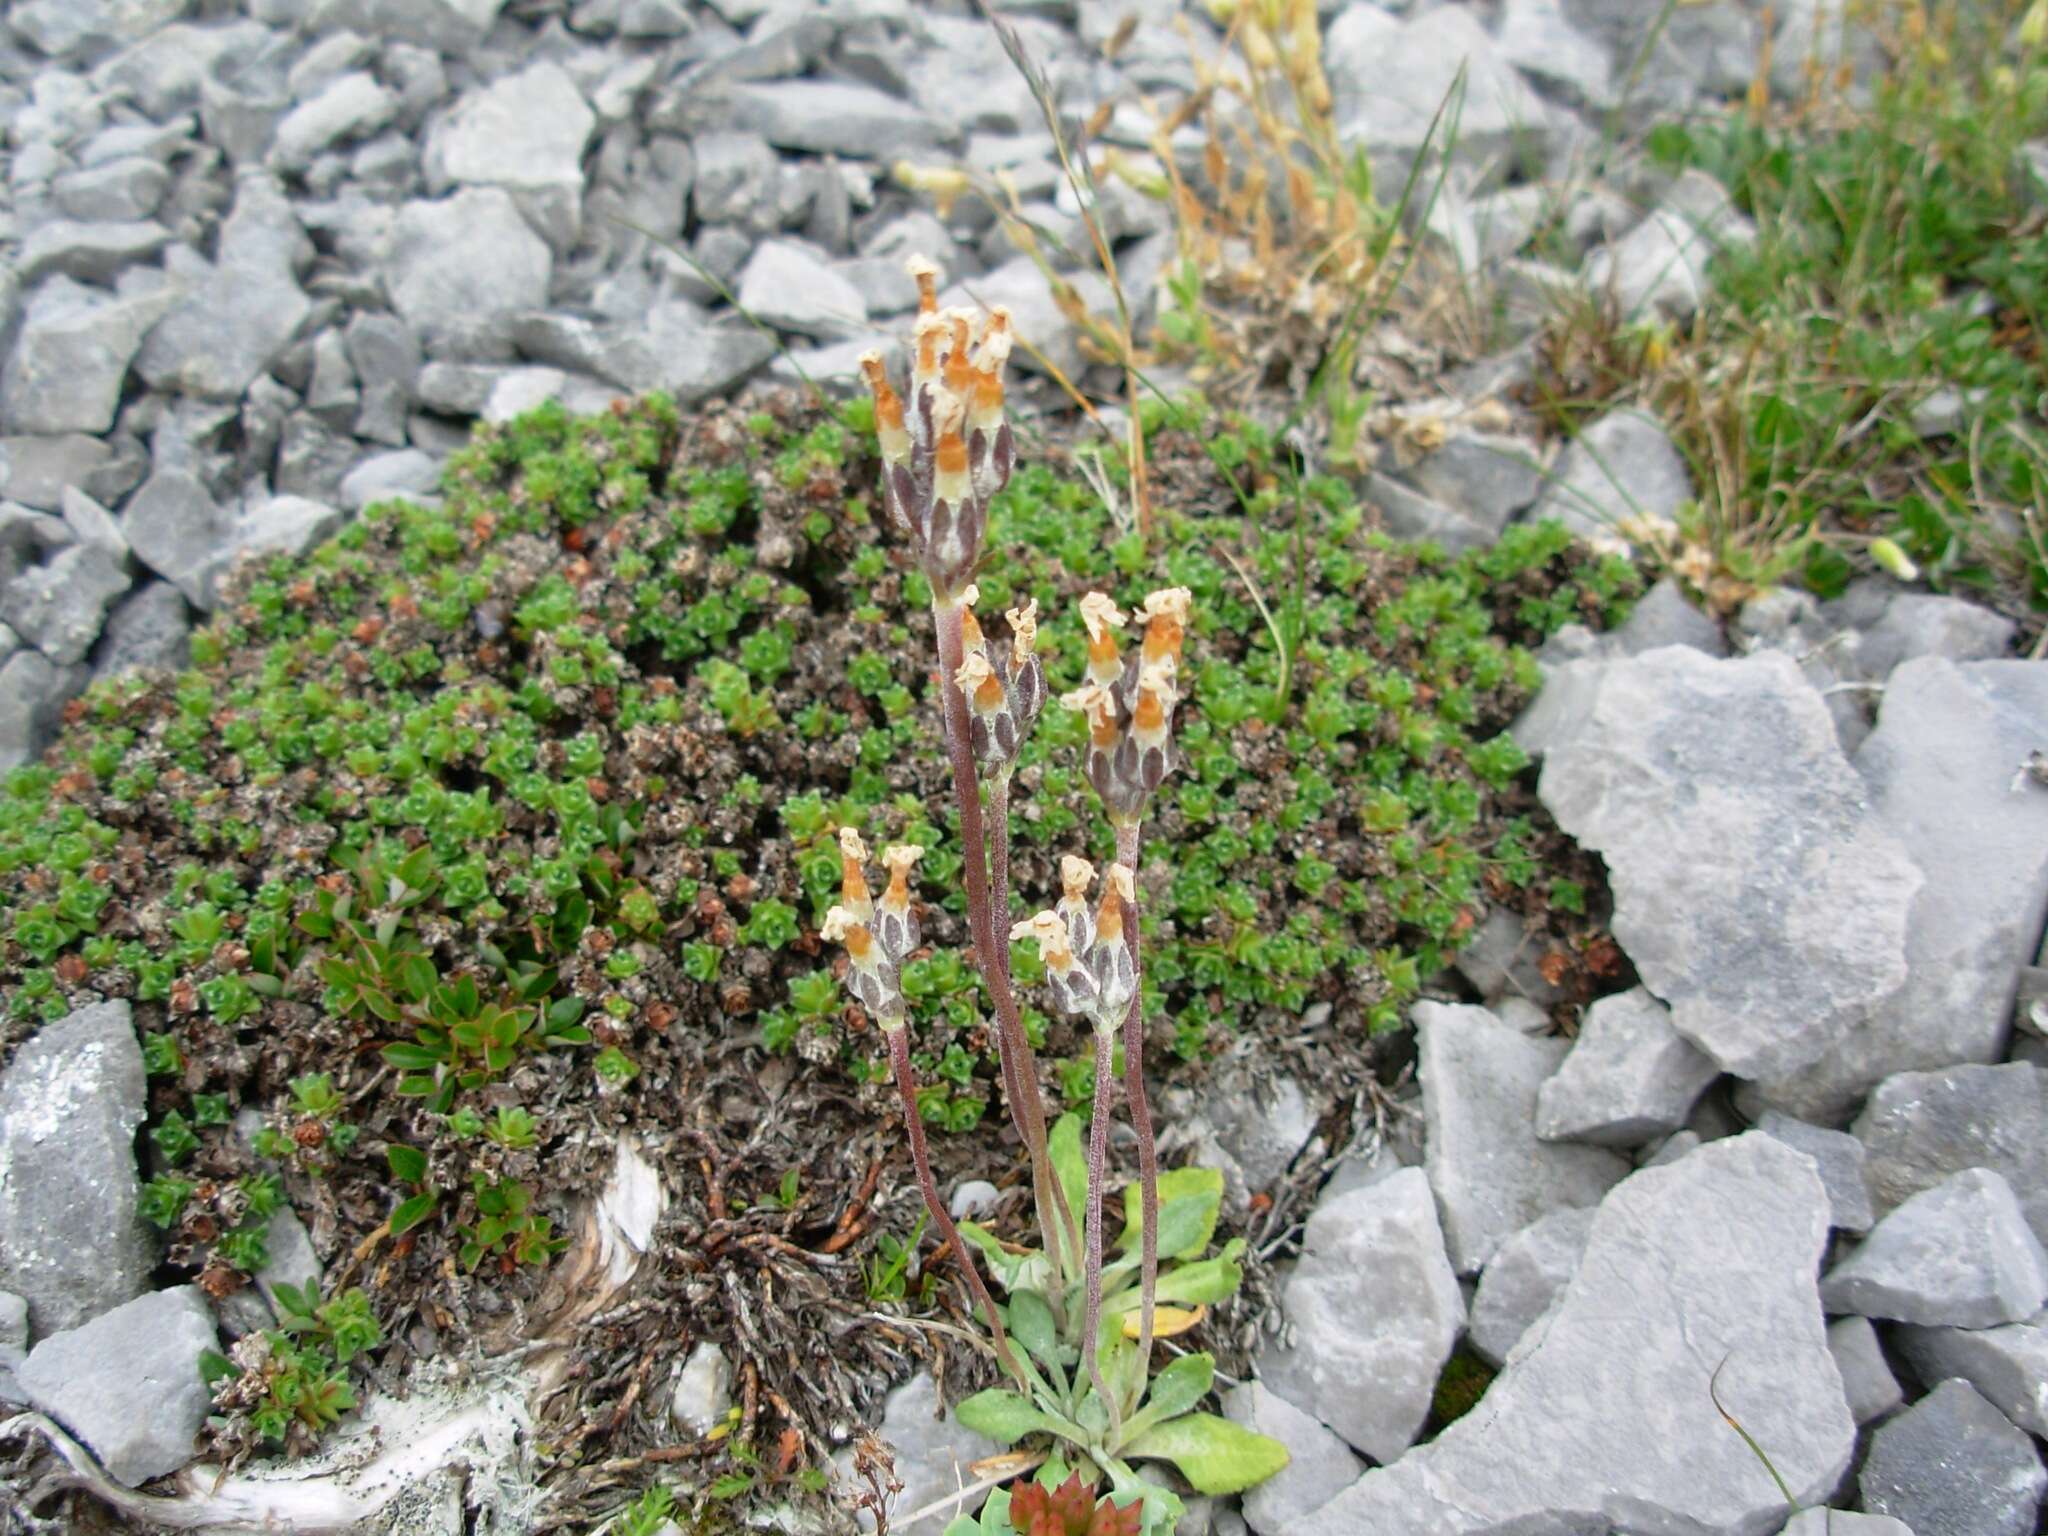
[1086,1495,1142,1536]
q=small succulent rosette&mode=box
[952,586,1047,774]
[859,259,1016,605]
[821,830,923,1031]
[1011,858,1136,1033]
[1062,587,1192,824]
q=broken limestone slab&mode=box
[1525,407,1692,551]
[1859,1377,2045,1536]
[1224,1381,1365,1535]
[1256,1166,1464,1463]
[0,999,155,1338]
[1298,1135,1854,1536]
[1756,1112,1874,1233]
[1821,1168,2048,1329]
[1896,1311,2048,1439]
[1535,986,1718,1148]
[1756,659,2048,1121]
[1826,1315,1903,1425]
[1467,1205,1595,1368]
[1417,1002,1629,1274]
[1852,1063,2048,1243]
[1538,647,1922,1082]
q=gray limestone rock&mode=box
[385,188,553,358]
[1258,1167,1464,1463]
[305,0,508,52]
[1497,0,1615,108]
[344,311,422,447]
[671,1340,733,1436]
[52,158,167,223]
[1299,1135,1854,1536]
[18,1287,217,1487]
[1527,406,1693,549]
[252,1206,322,1319]
[122,468,232,608]
[1859,1378,2044,1536]
[3,543,131,664]
[1396,429,1546,537]
[2,278,175,436]
[1223,1381,1364,1536]
[16,221,173,287]
[1467,1205,1595,1367]
[234,494,344,561]
[736,240,869,339]
[1536,986,1718,1148]
[1757,1112,1874,1233]
[1853,1063,2048,1243]
[1364,472,1497,555]
[844,1372,1004,1530]
[424,62,595,253]
[1613,576,1726,656]
[1779,1515,1912,1536]
[711,79,953,160]
[136,176,311,401]
[1827,1315,1903,1425]
[0,435,121,512]
[1326,5,1549,174]
[1417,1002,1629,1274]
[1757,660,2048,1120]
[1897,1311,2048,1440]
[1585,170,1755,323]
[60,486,127,561]
[93,580,190,677]
[939,256,1110,383]
[0,651,89,771]
[1448,907,1560,1008]
[340,449,439,512]
[0,1000,154,1338]
[1538,647,1922,1082]
[269,71,396,171]
[1821,1169,2048,1328]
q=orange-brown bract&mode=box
[1062,587,1192,825]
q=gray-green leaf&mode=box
[953,1389,1055,1447]
[1122,1412,1290,1494]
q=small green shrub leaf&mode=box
[390,1191,438,1236]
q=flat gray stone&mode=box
[736,240,868,339]
[1757,1113,1875,1233]
[1497,0,1615,108]
[385,188,554,358]
[1417,1002,1629,1275]
[1223,1381,1364,1536]
[671,1340,732,1436]
[1860,1378,2044,1536]
[0,1001,154,1338]
[16,221,172,287]
[714,79,953,160]
[1896,1311,2048,1439]
[1613,576,1726,656]
[252,1207,321,1319]
[1758,660,2048,1120]
[52,158,168,222]
[1538,647,1922,1082]
[1852,1064,2048,1243]
[1256,1167,1464,1462]
[0,435,123,512]
[1300,1135,1853,1536]
[1327,5,1549,170]
[1467,1206,1595,1367]
[18,1286,216,1487]
[60,486,127,561]
[1821,1169,2048,1328]
[1585,170,1755,323]
[1827,1315,1903,1425]
[122,469,232,609]
[345,310,420,447]
[1396,429,1546,537]
[270,71,396,170]
[1448,907,1560,1008]
[850,1372,1005,1530]
[0,650,89,771]
[1528,406,1693,550]
[1779,1514,1912,1536]
[304,0,508,51]
[1536,986,1718,1148]
[424,62,595,253]
[2,278,174,436]
[234,494,344,561]
[340,449,438,512]
[93,580,189,678]
[3,543,130,664]
[135,176,311,401]
[939,256,1109,383]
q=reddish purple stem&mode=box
[1115,819,1159,1372]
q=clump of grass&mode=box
[1536,0,2048,632]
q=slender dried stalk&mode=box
[988,775,1014,986]
[1115,819,1159,1375]
[1079,1024,1120,1444]
[930,598,1077,1280]
[889,1027,1021,1382]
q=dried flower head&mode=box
[1061,594,1192,824]
[860,258,1017,604]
